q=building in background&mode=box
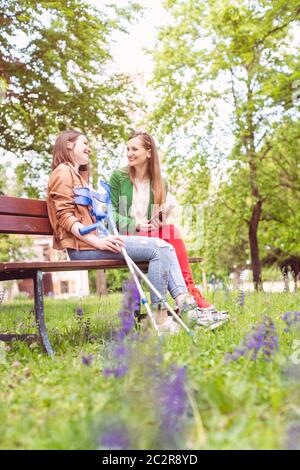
[15,235,90,299]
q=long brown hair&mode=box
[127,131,166,206]
[52,129,84,170]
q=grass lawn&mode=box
[0,289,299,450]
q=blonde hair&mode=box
[127,131,166,206]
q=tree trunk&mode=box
[96,270,107,295]
[249,201,263,291]
[245,77,264,292]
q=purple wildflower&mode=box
[122,278,140,314]
[115,278,139,338]
[160,367,187,434]
[113,329,126,342]
[225,347,246,363]
[151,366,188,448]
[103,364,128,378]
[119,310,135,335]
[82,354,93,366]
[281,311,300,332]
[225,316,279,363]
[114,343,127,359]
[114,364,128,377]
[102,279,141,378]
[98,424,131,450]
[75,306,83,318]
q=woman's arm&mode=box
[48,166,82,233]
[71,222,124,252]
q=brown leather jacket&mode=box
[47,163,96,250]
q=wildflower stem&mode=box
[185,385,206,448]
[206,357,228,377]
[234,353,253,383]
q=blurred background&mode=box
[1,0,299,296]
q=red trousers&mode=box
[138,224,211,308]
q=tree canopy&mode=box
[151,0,300,287]
[0,0,141,195]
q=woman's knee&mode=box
[127,236,162,260]
[155,238,171,247]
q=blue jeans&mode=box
[67,236,187,306]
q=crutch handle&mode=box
[79,223,101,235]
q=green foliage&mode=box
[151,0,300,281]
[0,234,32,262]
[106,268,129,293]
[88,270,97,294]
[0,161,34,260]
[0,291,299,449]
[0,0,142,195]
[259,119,300,256]
[88,269,129,294]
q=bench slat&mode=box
[0,257,198,279]
[0,214,53,235]
[0,196,48,217]
[0,260,149,275]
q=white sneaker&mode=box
[199,305,230,320]
[180,301,228,330]
[196,312,228,330]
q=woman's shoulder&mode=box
[51,163,73,174]
[48,164,74,185]
[110,167,129,180]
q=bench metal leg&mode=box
[33,270,54,356]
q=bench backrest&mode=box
[0,196,53,235]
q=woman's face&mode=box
[69,135,91,167]
[127,137,150,169]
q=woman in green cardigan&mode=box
[109,130,228,322]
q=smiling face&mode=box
[127,137,150,170]
[68,135,91,168]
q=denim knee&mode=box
[154,238,172,249]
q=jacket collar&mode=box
[64,162,89,184]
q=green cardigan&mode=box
[109,168,158,233]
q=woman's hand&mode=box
[136,219,152,232]
[150,218,163,230]
[96,234,125,253]
[71,222,125,252]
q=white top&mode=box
[130,179,150,221]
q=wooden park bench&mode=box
[0,196,201,355]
